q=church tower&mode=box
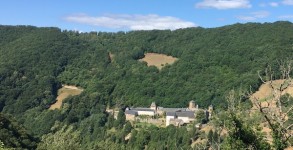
[150,102,157,111]
[189,100,196,111]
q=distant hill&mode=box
[0,22,293,149]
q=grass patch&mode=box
[139,53,178,70]
[49,85,83,110]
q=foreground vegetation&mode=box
[0,22,293,149]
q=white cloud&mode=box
[64,14,197,30]
[269,2,279,7]
[236,11,270,21]
[282,0,293,5]
[195,0,251,9]
[236,16,256,21]
[278,15,293,19]
[260,2,279,7]
[251,11,270,18]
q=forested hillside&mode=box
[0,22,293,149]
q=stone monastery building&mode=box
[125,101,213,126]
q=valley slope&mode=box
[0,22,293,149]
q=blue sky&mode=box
[0,0,293,32]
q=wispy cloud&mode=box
[282,0,293,5]
[259,2,279,7]
[236,16,256,21]
[236,11,270,21]
[195,0,251,9]
[64,14,197,30]
[278,15,293,19]
[269,2,279,7]
[251,11,270,18]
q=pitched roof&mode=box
[125,110,138,115]
[131,108,154,112]
[176,111,195,118]
[166,112,176,116]
[166,111,195,118]
[158,108,188,112]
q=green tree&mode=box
[37,125,81,150]
[106,115,115,129]
[207,130,214,144]
[114,110,126,129]
[123,121,132,134]
[196,110,207,123]
[214,90,270,150]
[252,63,293,149]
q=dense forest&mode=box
[0,21,293,149]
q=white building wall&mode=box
[166,116,175,126]
[137,111,155,116]
[177,117,190,123]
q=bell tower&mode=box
[189,100,196,110]
[150,102,157,111]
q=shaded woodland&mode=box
[0,22,293,149]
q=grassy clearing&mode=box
[250,79,293,144]
[251,79,293,108]
[139,53,178,70]
[49,85,83,110]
